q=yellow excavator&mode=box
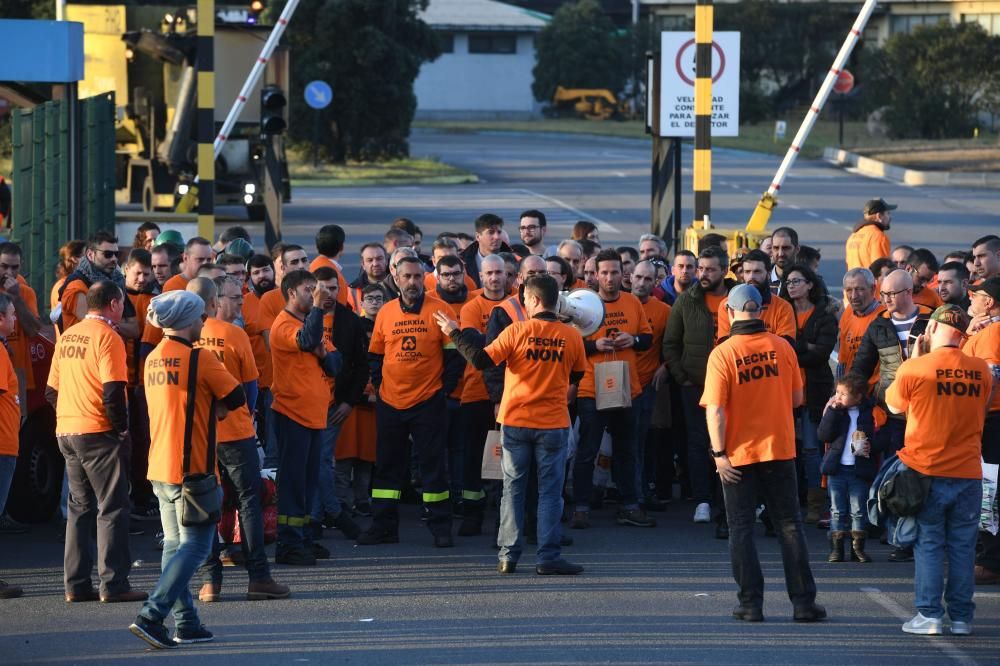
[547,86,631,121]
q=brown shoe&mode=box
[246,579,291,600]
[0,580,23,599]
[100,589,148,603]
[199,582,221,602]
[65,589,100,603]
[975,565,1000,585]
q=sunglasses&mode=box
[98,250,118,260]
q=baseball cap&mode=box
[863,198,898,215]
[727,284,762,312]
[969,276,1000,301]
[930,304,970,333]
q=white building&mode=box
[415,0,549,119]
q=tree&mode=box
[273,0,439,162]
[867,21,1000,139]
[532,0,627,103]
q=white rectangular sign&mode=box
[659,31,740,137]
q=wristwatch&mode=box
[710,449,726,458]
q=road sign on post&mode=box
[833,70,855,94]
[304,80,332,168]
[658,31,740,138]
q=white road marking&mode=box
[787,204,801,210]
[860,587,978,665]
[517,188,621,234]
[824,217,846,228]
[613,171,627,178]
[806,211,819,218]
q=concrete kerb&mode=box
[823,147,1000,188]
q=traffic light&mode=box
[260,85,287,135]
[248,0,264,24]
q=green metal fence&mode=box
[11,92,115,311]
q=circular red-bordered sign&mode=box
[675,38,726,86]
[833,70,855,94]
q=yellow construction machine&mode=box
[547,86,631,121]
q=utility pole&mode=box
[196,0,215,240]
[693,0,713,227]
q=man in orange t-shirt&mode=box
[187,277,288,602]
[0,243,42,397]
[358,256,464,548]
[161,236,213,293]
[837,268,884,379]
[715,251,795,343]
[0,293,24,596]
[571,250,655,530]
[845,198,894,270]
[309,224,351,309]
[437,275,586,574]
[270,269,341,565]
[630,259,671,510]
[700,284,823,623]
[45,280,146,604]
[885,305,992,635]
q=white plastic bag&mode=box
[982,461,998,536]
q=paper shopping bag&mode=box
[480,430,504,480]
[595,358,631,410]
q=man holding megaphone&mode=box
[434,275,587,576]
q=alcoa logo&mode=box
[401,336,417,351]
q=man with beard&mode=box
[716,250,795,343]
[768,228,799,298]
[836,268,885,379]
[348,243,392,313]
[660,250,696,306]
[460,214,512,288]
[936,262,970,311]
[245,253,280,467]
[663,245,735,534]
[846,198,895,270]
[58,231,138,338]
[972,235,1000,283]
[618,246,639,292]
[358,257,464,548]
[163,237,214,292]
[583,257,598,291]
[519,210,548,256]
[906,249,943,310]
[424,239,477,295]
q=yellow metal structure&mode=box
[683,218,764,257]
[551,86,630,120]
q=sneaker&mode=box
[902,613,943,635]
[153,531,164,551]
[129,505,160,522]
[0,514,28,534]
[616,509,656,528]
[568,511,590,530]
[129,615,176,649]
[0,580,23,599]
[950,620,972,636]
[693,503,711,523]
[173,624,214,644]
[246,579,291,600]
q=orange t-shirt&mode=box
[270,309,334,429]
[47,317,128,435]
[962,322,1000,413]
[50,277,65,312]
[845,224,890,271]
[636,297,671,387]
[125,291,153,387]
[700,330,803,466]
[321,311,340,401]
[145,338,240,484]
[716,293,796,341]
[242,291,272,389]
[486,317,586,429]
[196,317,258,443]
[888,347,992,478]
[705,291,727,333]
[578,291,653,400]
[308,256,351,308]
[458,293,506,404]
[434,294,471,400]
[0,346,21,456]
[4,283,38,389]
[912,286,943,310]
[162,274,190,293]
[370,296,453,410]
[838,304,885,374]
[257,288,285,332]
[58,279,89,332]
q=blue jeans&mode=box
[498,426,568,565]
[0,455,15,515]
[798,412,821,490]
[275,412,322,551]
[914,477,981,623]
[574,398,639,511]
[141,481,218,629]
[259,389,279,470]
[827,467,868,532]
[310,405,343,527]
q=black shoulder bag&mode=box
[180,349,222,526]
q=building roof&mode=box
[420,0,550,32]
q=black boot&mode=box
[851,531,872,563]
[458,502,484,537]
[827,531,846,563]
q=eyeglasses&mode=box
[880,288,911,300]
[438,271,463,279]
[786,278,808,286]
[519,225,540,232]
[362,296,384,304]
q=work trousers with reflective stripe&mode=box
[371,392,452,537]
[275,411,322,552]
[461,400,496,513]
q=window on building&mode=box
[890,14,949,35]
[468,33,517,54]
[657,15,693,31]
[963,13,1000,36]
[436,32,454,54]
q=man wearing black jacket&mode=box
[459,213,512,288]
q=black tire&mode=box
[246,204,266,221]
[7,405,62,524]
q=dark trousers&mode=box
[58,432,133,597]
[126,387,153,508]
[573,398,640,510]
[371,393,452,537]
[680,385,713,505]
[275,412,322,552]
[875,417,906,457]
[199,437,271,585]
[977,412,1000,570]
[461,400,495,511]
[445,398,464,501]
[722,458,817,610]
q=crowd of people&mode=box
[0,199,997,647]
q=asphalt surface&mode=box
[4,129,1000,663]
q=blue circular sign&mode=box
[304,80,333,110]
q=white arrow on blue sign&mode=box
[304,80,333,110]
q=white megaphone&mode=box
[556,288,605,337]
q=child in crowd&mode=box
[817,373,879,564]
